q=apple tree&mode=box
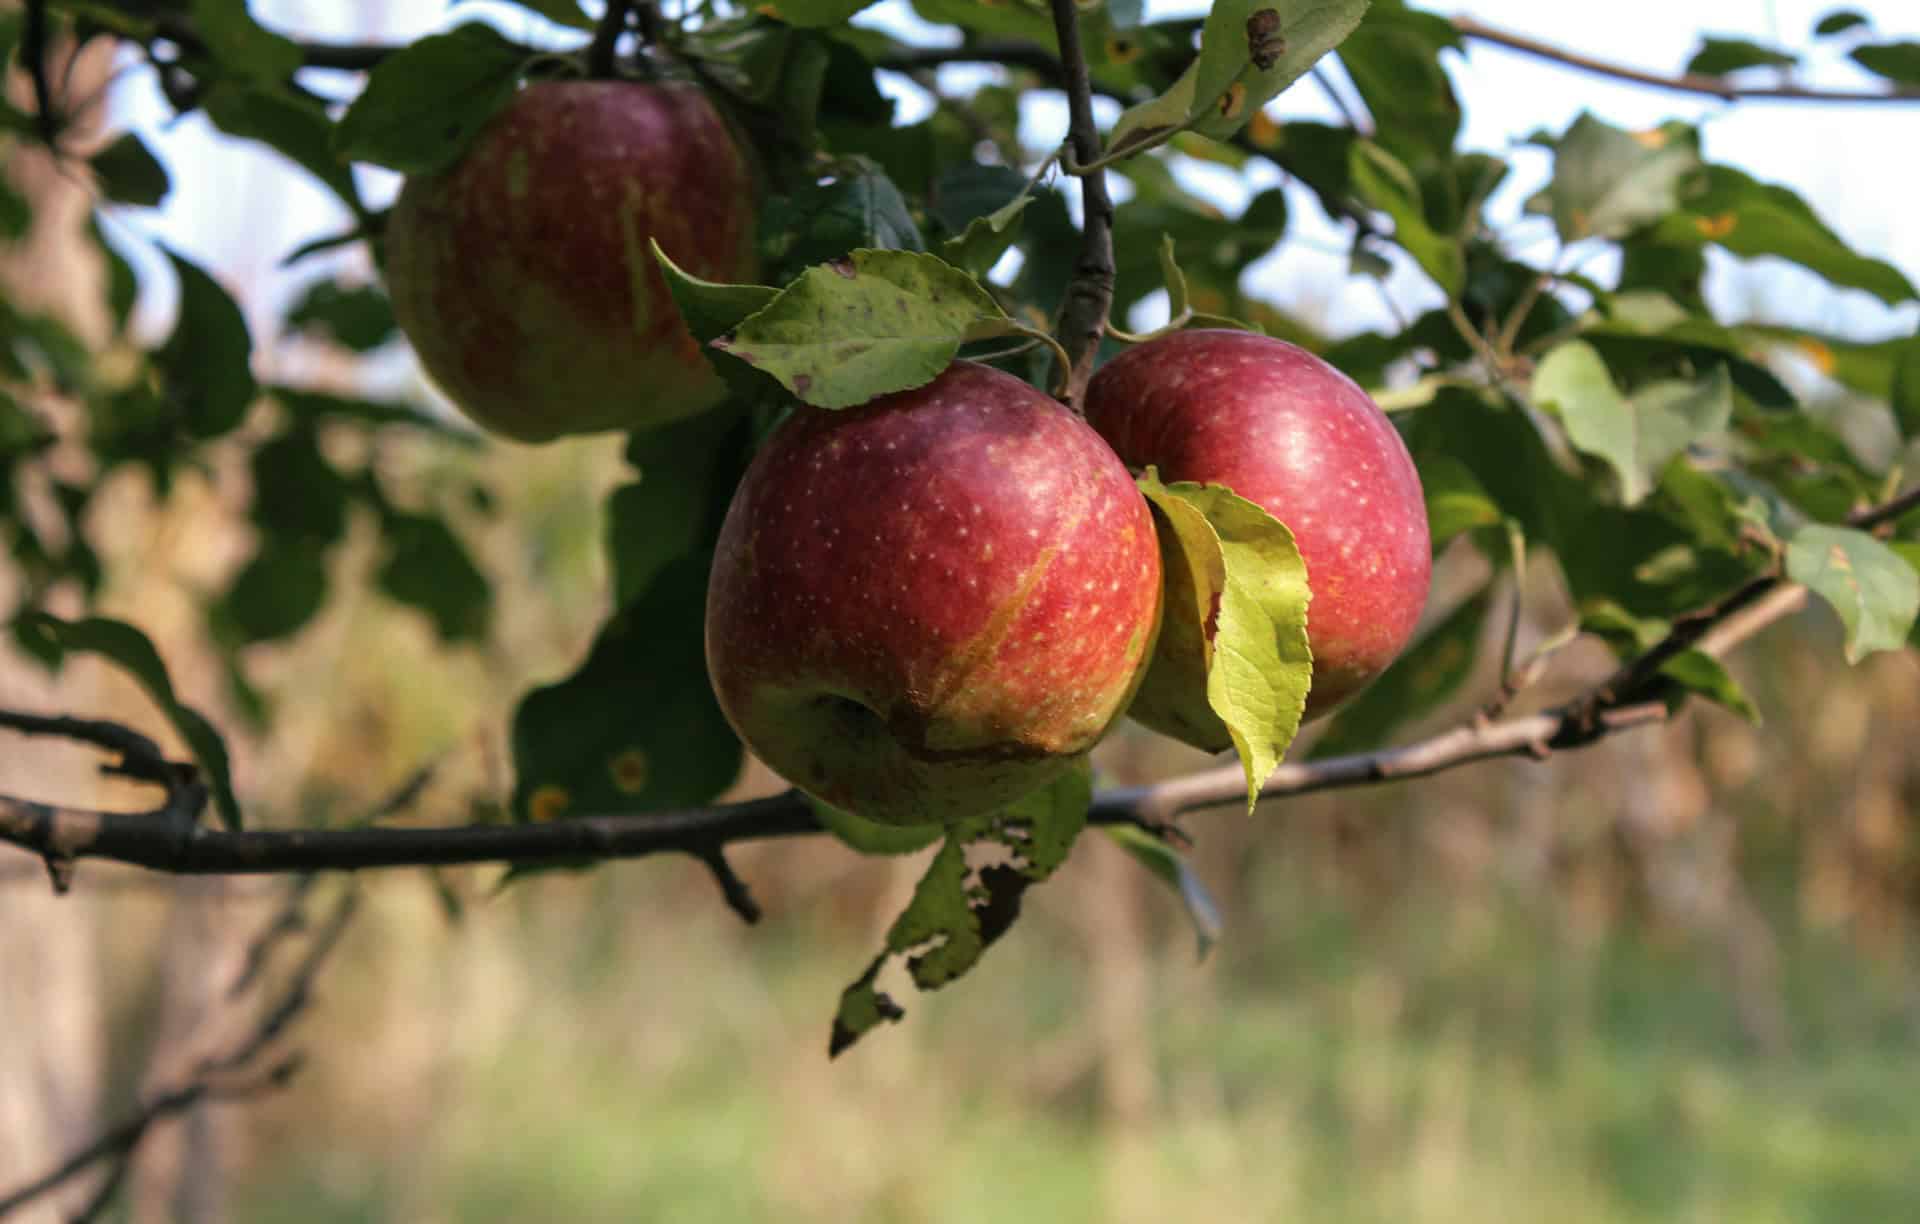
[2,0,1919,1153]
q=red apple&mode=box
[384,79,757,443]
[706,362,1163,827]
[1084,329,1430,737]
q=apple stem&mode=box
[1046,0,1117,411]
[586,0,637,79]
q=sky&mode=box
[106,0,1920,378]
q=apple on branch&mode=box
[384,80,758,443]
[1085,329,1431,738]
[706,362,1164,827]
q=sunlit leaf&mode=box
[1787,524,1920,662]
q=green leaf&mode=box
[0,176,28,240]
[284,280,396,352]
[1533,342,1732,505]
[830,763,1091,1055]
[1420,455,1503,547]
[610,410,747,606]
[1658,648,1759,722]
[757,161,925,283]
[1136,472,1313,812]
[712,249,1012,409]
[91,132,169,207]
[1109,0,1368,151]
[501,0,593,29]
[1814,10,1869,36]
[650,241,780,347]
[1309,588,1491,759]
[1787,525,1920,662]
[88,216,138,331]
[812,797,943,855]
[272,385,474,439]
[204,80,362,218]
[1105,824,1224,959]
[1892,334,1920,438]
[762,0,880,27]
[217,536,329,644]
[1348,140,1464,295]
[250,428,349,545]
[930,163,1028,236]
[333,23,527,176]
[375,513,491,643]
[1664,165,1916,305]
[1686,37,1796,76]
[14,613,242,830]
[190,0,301,84]
[1530,114,1701,242]
[939,194,1031,280]
[1189,0,1371,140]
[511,554,742,824]
[1338,5,1462,171]
[1852,41,1920,85]
[1891,542,1920,647]
[158,246,257,439]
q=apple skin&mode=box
[1084,329,1430,737]
[384,80,757,443]
[706,362,1164,827]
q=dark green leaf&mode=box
[930,163,1028,236]
[158,246,257,438]
[250,427,348,544]
[1686,37,1796,77]
[88,216,138,331]
[284,280,396,352]
[14,612,242,829]
[190,0,301,84]
[90,131,169,206]
[218,536,329,643]
[1309,588,1491,759]
[1658,649,1759,721]
[1888,332,1920,438]
[510,554,741,823]
[1814,10,1869,36]
[763,0,878,27]
[610,410,747,606]
[1419,456,1502,547]
[376,512,491,643]
[758,161,925,283]
[1348,140,1464,295]
[1787,524,1920,662]
[1105,824,1224,959]
[500,0,593,30]
[1339,6,1461,171]
[0,176,28,240]
[333,24,527,176]
[271,385,473,439]
[1852,41,1920,85]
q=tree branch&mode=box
[0,885,355,1221]
[1046,0,1116,407]
[1451,14,1920,104]
[584,0,634,79]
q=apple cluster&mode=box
[382,80,1431,830]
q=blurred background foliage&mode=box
[3,0,1920,1219]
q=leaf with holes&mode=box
[1787,525,1920,663]
[713,250,1014,408]
[14,613,242,830]
[830,762,1090,1055]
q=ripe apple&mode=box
[384,80,757,443]
[1084,329,1430,738]
[706,362,1163,827]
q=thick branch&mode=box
[1047,0,1116,406]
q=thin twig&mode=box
[585,0,634,79]
[1453,14,1920,103]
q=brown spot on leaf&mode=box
[794,373,813,395]
[828,257,857,279]
[1218,82,1248,119]
[1247,9,1286,71]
